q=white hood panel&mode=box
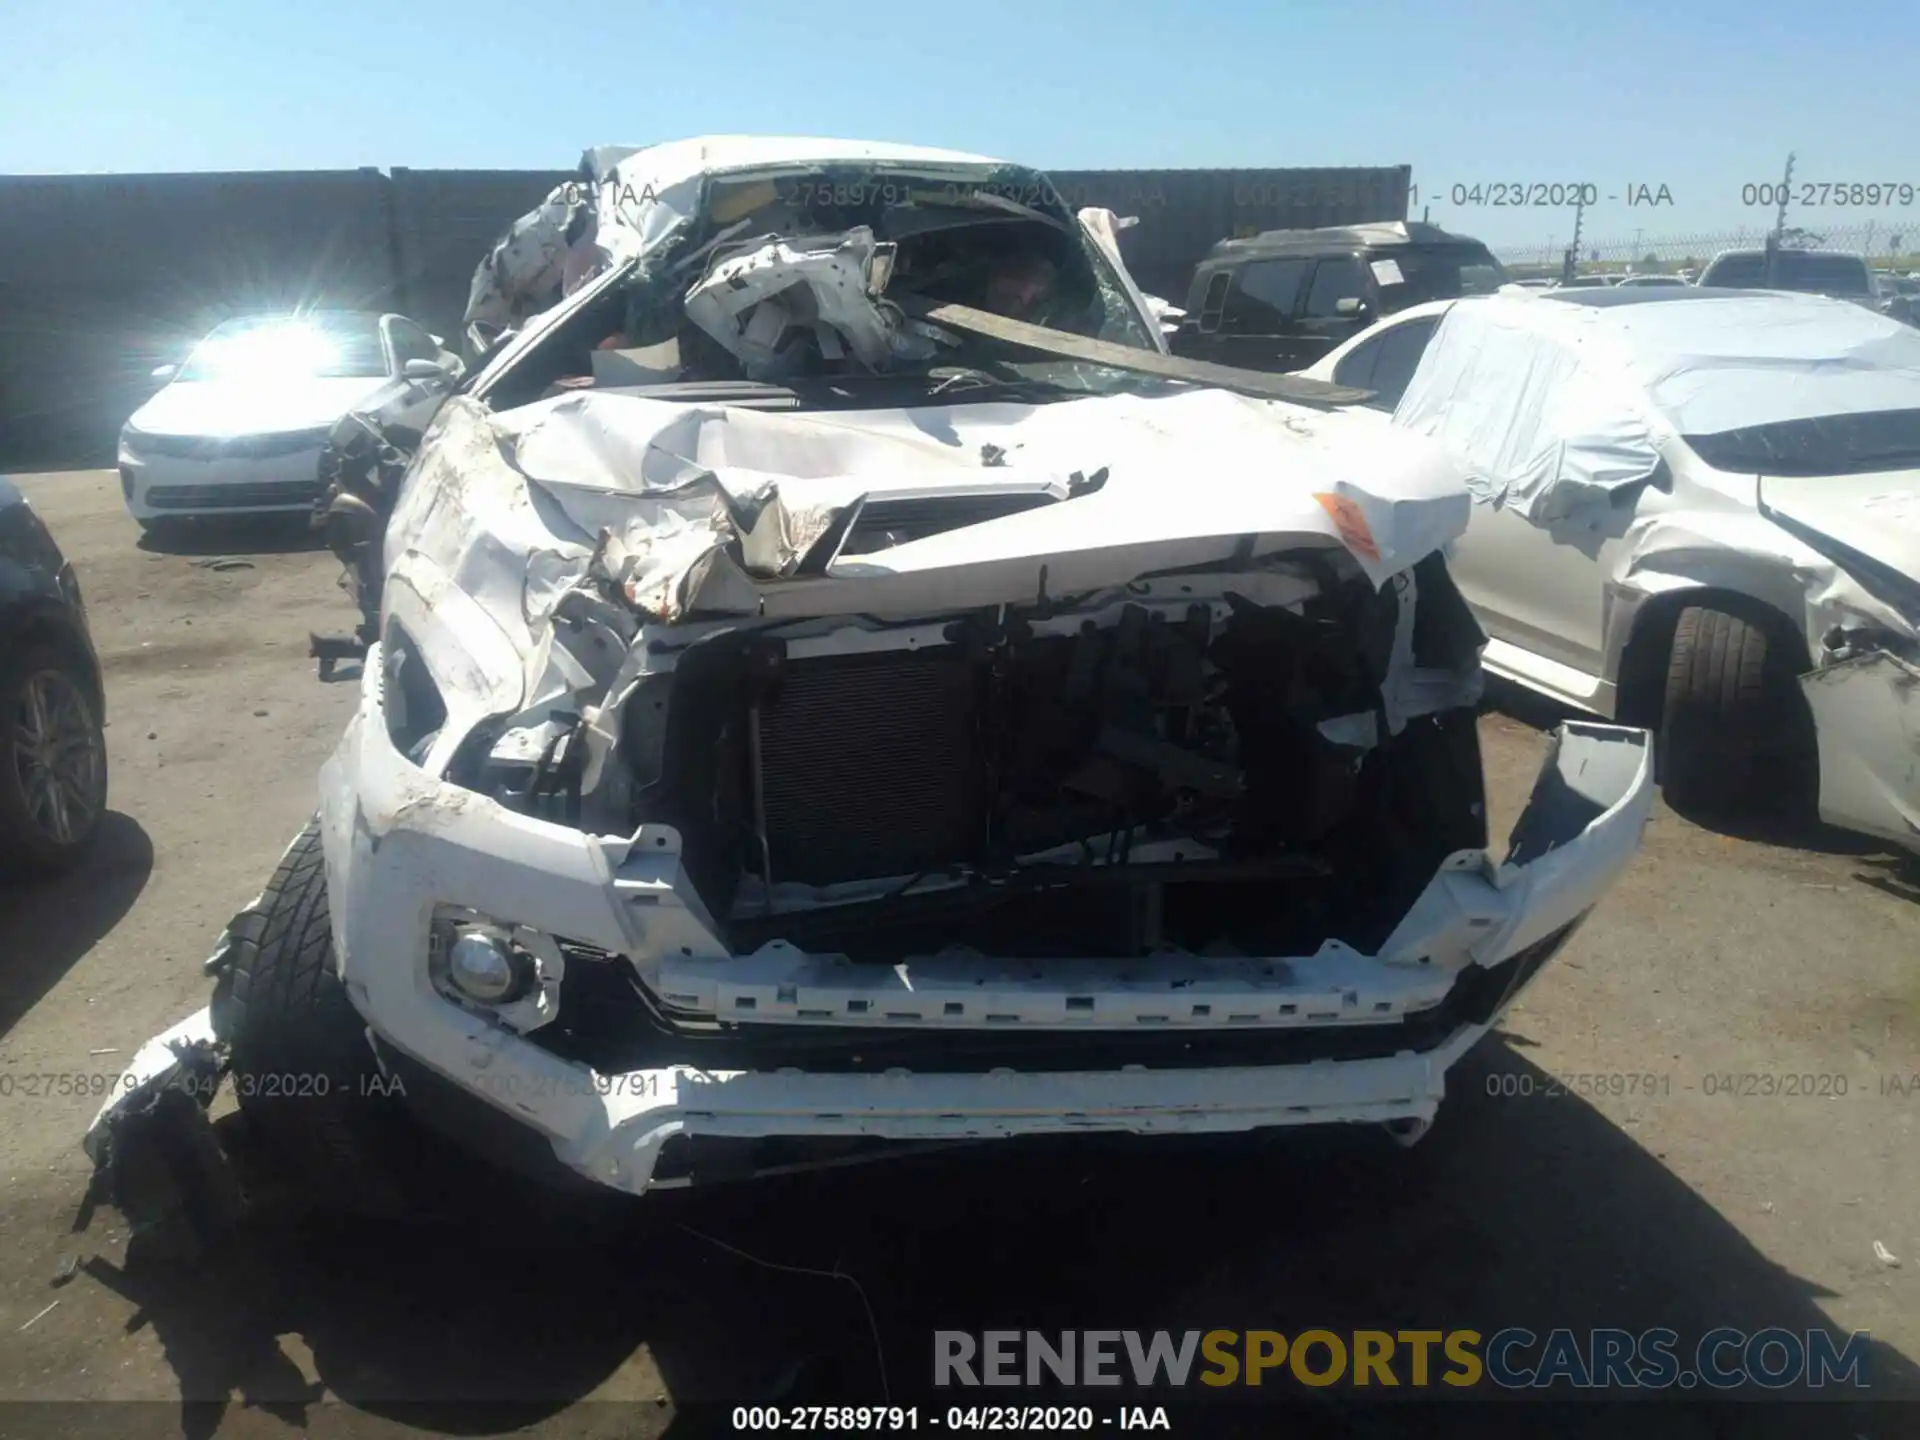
[382,386,1473,712]
[488,386,1470,616]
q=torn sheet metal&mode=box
[464,181,600,348]
[466,137,1018,350]
[375,381,1471,730]
[1395,291,1920,526]
[681,226,943,379]
[1077,207,1170,354]
[1802,648,1920,851]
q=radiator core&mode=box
[752,647,982,885]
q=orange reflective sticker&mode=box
[1313,492,1380,561]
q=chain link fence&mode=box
[1493,223,1920,279]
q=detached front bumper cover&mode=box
[1802,644,1920,852]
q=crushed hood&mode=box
[387,387,1471,667]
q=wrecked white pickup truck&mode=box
[86,137,1653,1219]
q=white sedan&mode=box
[118,310,461,529]
[1299,286,1920,852]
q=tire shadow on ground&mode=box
[47,1040,1920,1440]
[0,811,153,1041]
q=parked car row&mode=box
[1506,251,1916,322]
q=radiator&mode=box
[753,648,982,885]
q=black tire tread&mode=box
[221,819,404,1211]
[1659,603,1791,813]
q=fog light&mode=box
[447,929,532,1004]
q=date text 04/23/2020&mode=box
[729,1406,1172,1431]
[1422,183,1674,207]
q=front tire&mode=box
[0,643,108,872]
[216,820,410,1213]
[1658,603,1812,815]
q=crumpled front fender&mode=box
[1802,647,1920,853]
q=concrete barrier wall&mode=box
[0,170,399,463]
[0,163,1407,467]
[387,168,573,346]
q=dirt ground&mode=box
[0,469,1915,1438]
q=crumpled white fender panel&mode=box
[1606,501,1918,645]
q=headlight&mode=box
[446,929,530,1004]
[428,908,564,1032]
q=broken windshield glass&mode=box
[600,165,1160,382]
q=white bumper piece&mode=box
[1803,648,1920,854]
[301,655,1652,1198]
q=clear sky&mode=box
[5,0,1917,250]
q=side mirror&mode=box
[402,358,449,380]
[151,363,178,382]
[1334,297,1367,317]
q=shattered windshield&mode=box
[534,164,1165,404]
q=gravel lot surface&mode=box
[1,469,1914,1438]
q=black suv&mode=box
[1170,221,1509,372]
[0,477,107,871]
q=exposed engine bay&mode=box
[423,546,1487,967]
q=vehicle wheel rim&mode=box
[12,669,105,846]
